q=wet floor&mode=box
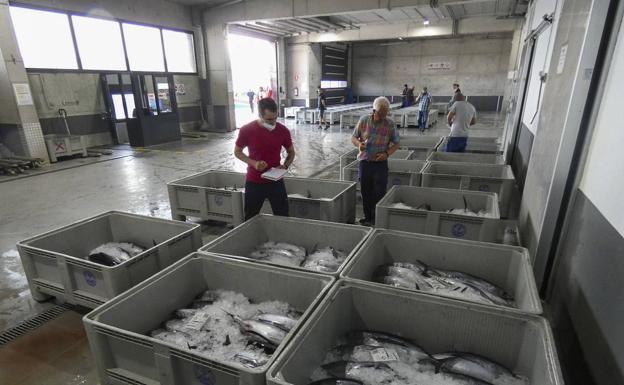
[0,113,505,384]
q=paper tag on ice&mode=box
[186,312,209,331]
[370,348,400,362]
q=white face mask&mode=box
[261,121,276,131]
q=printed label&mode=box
[214,195,224,206]
[83,271,97,287]
[478,184,490,192]
[370,348,400,362]
[452,223,467,238]
[186,312,210,331]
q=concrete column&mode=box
[308,43,322,107]
[0,0,48,162]
[204,23,235,132]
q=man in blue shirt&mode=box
[414,87,432,132]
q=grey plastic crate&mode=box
[342,159,426,189]
[339,149,358,177]
[17,211,202,308]
[375,186,502,242]
[267,281,562,385]
[200,214,372,276]
[399,135,443,149]
[341,229,540,313]
[427,151,505,164]
[281,176,357,223]
[168,170,246,225]
[422,161,516,218]
[438,137,503,154]
[84,253,334,385]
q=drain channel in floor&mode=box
[0,303,74,345]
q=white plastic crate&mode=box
[422,161,516,218]
[267,281,562,385]
[427,151,505,164]
[438,137,503,154]
[200,214,372,276]
[44,134,88,162]
[84,253,334,385]
[168,170,246,225]
[341,229,540,313]
[281,176,357,223]
[17,211,202,308]
[375,186,502,242]
[342,159,426,189]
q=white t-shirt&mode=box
[449,101,476,137]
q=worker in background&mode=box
[407,86,415,106]
[414,86,432,132]
[401,84,409,107]
[258,86,266,99]
[246,89,256,112]
[448,82,462,109]
[234,98,295,220]
[446,93,476,152]
[317,87,329,130]
[351,96,401,226]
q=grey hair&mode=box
[373,96,391,111]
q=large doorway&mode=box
[227,33,277,128]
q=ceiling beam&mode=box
[272,19,319,33]
[242,22,289,36]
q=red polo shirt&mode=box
[235,120,293,183]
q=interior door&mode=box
[100,73,135,144]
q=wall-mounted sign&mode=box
[13,83,33,106]
[175,83,186,95]
[427,62,452,71]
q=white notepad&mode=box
[261,167,288,181]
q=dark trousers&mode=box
[445,137,468,152]
[359,160,388,223]
[418,110,429,129]
[244,180,289,220]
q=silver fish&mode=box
[432,269,513,305]
[253,313,298,332]
[321,360,395,379]
[225,311,287,348]
[308,379,364,385]
[433,352,520,384]
[374,275,418,290]
[234,351,269,368]
[329,343,430,364]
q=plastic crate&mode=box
[168,170,246,225]
[399,135,443,149]
[84,253,334,385]
[342,159,426,189]
[200,214,372,276]
[281,176,357,223]
[267,281,562,385]
[427,151,505,164]
[438,137,503,154]
[341,229,541,313]
[339,149,358,178]
[422,161,516,218]
[44,134,88,162]
[17,211,202,308]
[375,186,502,242]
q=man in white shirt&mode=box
[445,93,476,152]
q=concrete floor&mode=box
[0,112,505,384]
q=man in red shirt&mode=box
[234,98,295,220]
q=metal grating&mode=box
[0,303,74,345]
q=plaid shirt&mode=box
[418,93,432,111]
[353,114,400,161]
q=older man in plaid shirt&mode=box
[415,86,433,132]
[351,96,401,226]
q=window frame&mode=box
[9,2,198,75]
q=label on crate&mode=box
[186,312,210,331]
[370,348,400,362]
[452,223,467,238]
[193,365,216,385]
[83,271,97,287]
[478,184,490,192]
[214,195,224,206]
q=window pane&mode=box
[122,23,165,72]
[72,15,126,71]
[112,94,126,120]
[124,94,136,118]
[320,80,332,89]
[163,30,196,73]
[9,7,78,69]
[156,80,172,113]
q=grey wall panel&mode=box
[39,114,109,136]
[549,190,624,385]
[178,106,201,123]
[290,99,307,107]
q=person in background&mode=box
[407,86,415,106]
[401,84,409,108]
[414,86,432,132]
[266,87,274,100]
[317,87,329,130]
[351,96,401,226]
[246,89,256,112]
[258,86,266,99]
[446,93,476,152]
[448,83,462,109]
[234,98,295,220]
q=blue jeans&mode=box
[445,137,468,152]
[244,180,289,220]
[359,160,389,223]
[418,110,428,129]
